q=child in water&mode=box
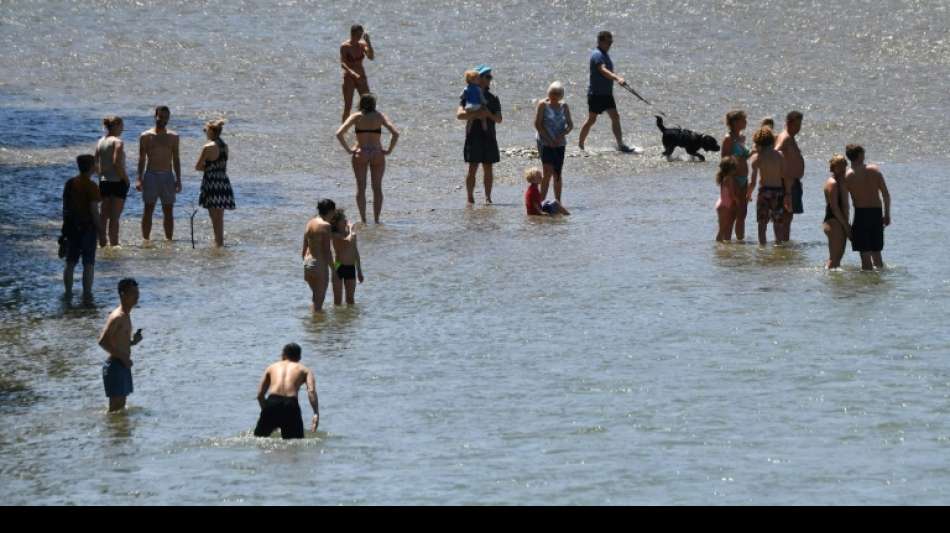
[715,156,742,242]
[524,167,570,216]
[329,210,363,305]
[462,69,488,132]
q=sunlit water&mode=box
[2,1,949,505]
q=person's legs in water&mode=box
[108,396,126,413]
[859,252,873,271]
[606,108,625,149]
[717,206,736,242]
[161,203,174,240]
[64,260,77,296]
[331,269,343,306]
[824,220,846,268]
[369,151,385,223]
[208,207,224,247]
[352,150,370,223]
[345,277,357,305]
[871,252,884,269]
[142,202,156,240]
[99,197,111,247]
[734,187,748,240]
[465,163,478,204]
[540,163,554,200]
[482,163,494,204]
[305,265,329,312]
[578,113,598,150]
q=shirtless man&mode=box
[775,111,804,242]
[302,199,337,312]
[254,343,319,439]
[340,24,375,123]
[845,144,891,270]
[97,278,143,413]
[748,127,788,245]
[137,106,181,241]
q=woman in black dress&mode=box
[196,119,236,247]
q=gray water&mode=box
[1,0,949,505]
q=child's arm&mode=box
[747,155,759,201]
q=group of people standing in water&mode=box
[714,110,892,270]
[53,25,895,435]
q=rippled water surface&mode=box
[2,1,950,505]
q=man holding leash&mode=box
[578,31,636,153]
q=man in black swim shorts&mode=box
[578,31,635,153]
[254,343,319,439]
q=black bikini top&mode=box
[355,127,382,134]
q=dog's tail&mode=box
[655,115,666,133]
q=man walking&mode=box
[578,31,635,153]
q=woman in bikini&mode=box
[340,25,374,123]
[823,154,851,269]
[720,110,751,240]
[336,93,400,224]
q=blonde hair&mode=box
[725,110,746,130]
[102,115,123,132]
[547,81,565,97]
[829,154,847,172]
[752,127,775,147]
[464,70,480,84]
[717,156,737,186]
[524,167,542,182]
[204,119,226,139]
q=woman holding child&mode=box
[336,93,400,224]
[534,81,573,206]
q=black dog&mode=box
[655,116,720,161]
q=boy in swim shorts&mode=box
[748,127,788,245]
[97,278,143,413]
[329,209,364,306]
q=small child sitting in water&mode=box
[524,167,570,216]
[329,210,363,306]
[462,69,488,132]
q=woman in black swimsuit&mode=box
[823,154,851,269]
[335,93,399,224]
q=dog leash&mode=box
[619,82,688,129]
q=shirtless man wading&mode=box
[254,343,319,440]
[97,278,143,413]
[775,111,804,242]
[302,199,337,312]
[137,106,181,241]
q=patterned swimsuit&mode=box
[199,140,236,210]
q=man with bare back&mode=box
[845,144,891,270]
[748,127,788,245]
[775,111,804,242]
[302,199,337,312]
[137,105,181,241]
[340,24,375,123]
[254,343,319,439]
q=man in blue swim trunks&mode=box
[97,278,143,413]
[577,31,635,153]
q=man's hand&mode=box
[362,32,371,44]
[175,180,182,194]
[616,76,626,86]
[135,178,143,192]
[311,414,319,432]
[883,215,891,227]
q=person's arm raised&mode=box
[363,33,374,60]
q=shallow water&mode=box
[2,1,950,505]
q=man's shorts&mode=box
[66,226,97,265]
[791,178,804,214]
[142,170,176,205]
[103,358,133,398]
[587,94,617,115]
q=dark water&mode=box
[1,0,949,504]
